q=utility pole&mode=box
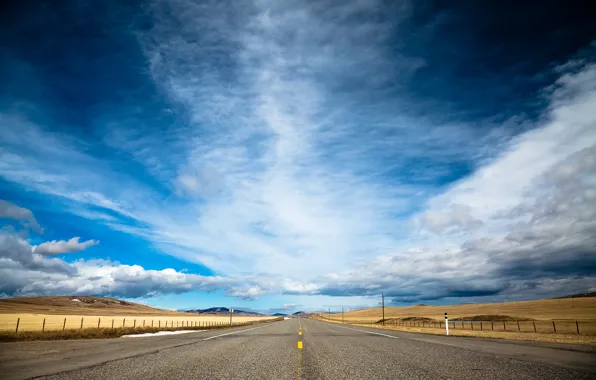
[328,306,331,320]
[382,293,385,325]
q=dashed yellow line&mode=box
[297,319,303,379]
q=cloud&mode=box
[0,231,274,299]
[417,204,483,234]
[0,202,309,299]
[0,0,594,305]
[309,62,596,302]
[0,199,42,233]
[33,237,100,255]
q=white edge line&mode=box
[121,330,206,338]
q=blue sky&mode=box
[0,0,595,314]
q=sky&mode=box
[0,0,595,314]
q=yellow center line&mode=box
[297,319,303,379]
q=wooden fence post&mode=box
[42,318,46,331]
[80,317,84,329]
[576,321,580,334]
[15,318,20,333]
[491,321,494,331]
[134,320,136,328]
[503,321,506,331]
[112,319,114,329]
[98,318,101,329]
[123,319,126,328]
[532,321,536,333]
[471,322,474,330]
[552,321,557,333]
[517,320,520,331]
[152,320,154,328]
[63,318,67,331]
[480,321,483,330]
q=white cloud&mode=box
[0,199,42,233]
[0,1,594,304]
[34,237,100,255]
[312,62,596,301]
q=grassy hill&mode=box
[0,296,186,316]
[338,297,596,322]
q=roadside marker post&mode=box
[445,313,449,336]
[230,308,233,326]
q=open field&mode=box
[0,318,282,342]
[0,313,277,332]
[337,297,596,321]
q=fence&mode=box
[318,316,596,336]
[1,315,276,333]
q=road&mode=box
[1,318,595,380]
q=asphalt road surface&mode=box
[1,318,595,380]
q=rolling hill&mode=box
[335,296,596,322]
[0,296,185,315]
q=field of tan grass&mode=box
[0,313,276,332]
[338,297,596,321]
[0,296,275,333]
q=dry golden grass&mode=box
[0,318,282,342]
[0,296,275,333]
[0,313,277,332]
[340,297,596,321]
[318,318,596,345]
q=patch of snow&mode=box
[121,330,205,338]
[71,299,81,302]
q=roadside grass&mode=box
[317,318,596,345]
[0,313,278,332]
[0,318,283,342]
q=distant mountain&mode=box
[271,313,287,316]
[292,311,310,317]
[185,307,264,316]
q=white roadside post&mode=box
[445,312,449,336]
[229,308,233,326]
